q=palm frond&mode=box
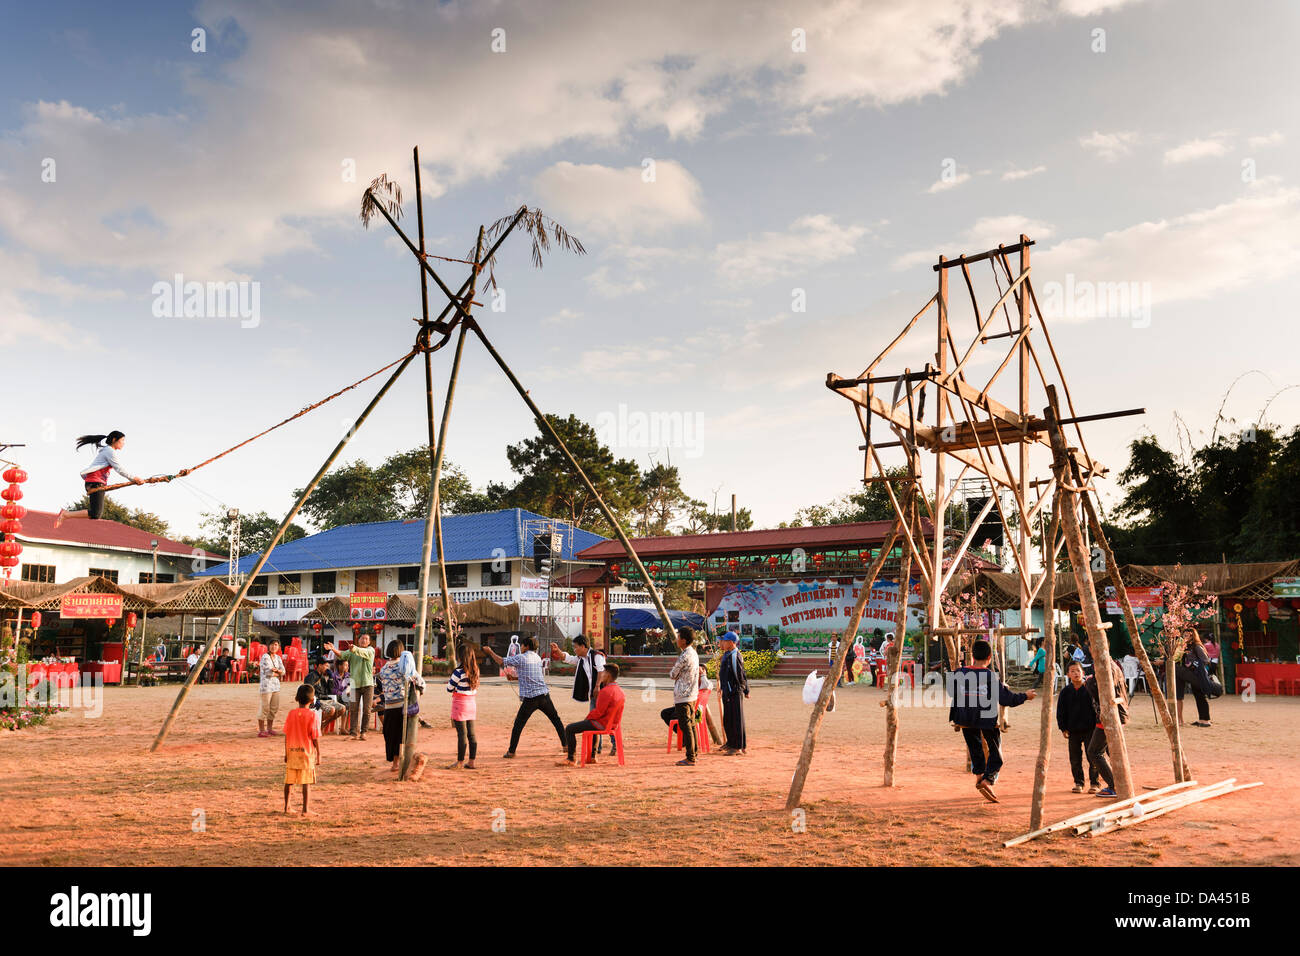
[475,205,586,289]
[360,173,404,228]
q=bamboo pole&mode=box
[1028,495,1062,831]
[1044,386,1134,798]
[467,321,681,643]
[882,500,915,787]
[150,349,417,752]
[1086,781,1260,837]
[785,520,901,811]
[1004,779,1199,847]
[1073,481,1188,781]
[1071,778,1237,833]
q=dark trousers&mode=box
[1067,728,1100,786]
[961,726,1003,782]
[453,719,477,761]
[564,719,601,760]
[348,685,374,735]
[660,702,698,761]
[1087,727,1115,789]
[1176,672,1212,721]
[721,691,746,751]
[508,693,566,753]
[382,707,404,761]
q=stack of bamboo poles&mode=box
[1004,778,1262,847]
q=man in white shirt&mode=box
[186,649,205,683]
[553,635,612,755]
[660,628,700,766]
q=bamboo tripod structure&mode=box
[786,236,1188,827]
[151,147,682,762]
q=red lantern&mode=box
[312,621,323,632]
[727,559,739,571]
[0,541,22,557]
[649,564,661,577]
[609,563,621,576]
[859,550,869,563]
[372,621,383,632]
[126,612,138,628]
[1,467,27,484]
[1,485,22,502]
[0,556,17,568]
[1,503,26,520]
[768,555,778,567]
[1257,600,1271,621]
[30,611,42,629]
[352,622,361,632]
[813,553,825,566]
[104,618,114,627]
[688,561,699,573]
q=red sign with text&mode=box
[349,592,388,620]
[60,593,124,619]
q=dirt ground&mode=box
[1,675,1296,866]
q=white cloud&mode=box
[1163,137,1229,165]
[714,214,867,286]
[1002,164,1047,181]
[1248,131,1284,149]
[927,172,972,194]
[533,160,704,239]
[0,0,1147,278]
[1038,180,1300,315]
[1079,130,1138,161]
[585,265,648,299]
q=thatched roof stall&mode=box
[118,578,265,614]
[1054,560,1300,607]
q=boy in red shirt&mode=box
[558,663,625,767]
[283,684,321,813]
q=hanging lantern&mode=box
[30,611,42,630]
[372,621,383,632]
[688,561,699,573]
[648,564,661,577]
[767,555,778,567]
[609,563,621,576]
[312,621,323,632]
[1256,600,1271,622]
[1,467,27,484]
[1,502,26,520]
[0,556,17,568]
[1,519,22,534]
[813,553,825,566]
[0,540,22,558]
[727,559,739,571]
[126,612,138,629]
[1,485,22,502]
[352,622,361,632]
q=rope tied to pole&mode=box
[97,347,419,493]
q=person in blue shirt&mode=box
[1028,637,1047,687]
[717,631,750,754]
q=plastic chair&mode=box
[667,688,711,755]
[579,722,624,766]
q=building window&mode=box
[88,568,119,583]
[138,572,177,584]
[481,561,510,587]
[21,564,56,584]
[313,571,336,594]
[278,573,302,595]
[247,576,269,597]
[445,564,467,589]
[397,566,420,591]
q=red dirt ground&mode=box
[1,677,1295,866]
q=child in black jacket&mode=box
[948,639,1036,803]
[1056,660,1100,792]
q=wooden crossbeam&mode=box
[934,240,1034,271]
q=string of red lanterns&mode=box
[0,466,28,578]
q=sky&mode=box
[2,0,1298,541]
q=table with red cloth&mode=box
[25,662,81,687]
[1234,661,1300,695]
[81,661,123,684]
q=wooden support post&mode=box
[151,348,418,751]
[1044,386,1134,798]
[882,500,915,787]
[785,520,901,811]
[1028,495,1061,831]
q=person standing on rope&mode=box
[57,432,143,526]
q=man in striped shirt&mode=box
[483,635,567,757]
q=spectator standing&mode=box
[446,642,479,769]
[482,635,567,757]
[1056,661,1101,793]
[660,628,700,767]
[257,639,286,738]
[323,634,376,741]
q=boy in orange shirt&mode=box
[284,683,321,813]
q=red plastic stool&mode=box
[579,724,625,766]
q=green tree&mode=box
[634,464,694,536]
[292,449,477,530]
[186,510,307,557]
[493,414,641,533]
[682,499,754,533]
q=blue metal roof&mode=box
[196,509,608,578]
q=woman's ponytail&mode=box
[75,434,108,450]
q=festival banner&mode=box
[582,586,608,650]
[59,593,124,619]
[520,576,549,602]
[348,592,388,620]
[710,578,925,651]
[1104,586,1163,617]
[1273,577,1300,599]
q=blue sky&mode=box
[2,0,1298,538]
